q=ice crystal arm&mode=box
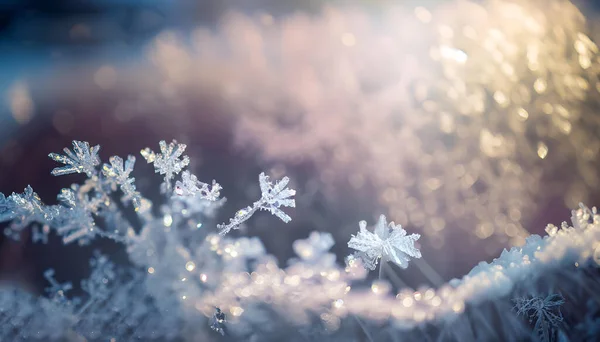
[217,172,296,235]
[258,172,296,221]
[102,155,143,210]
[141,140,190,193]
[55,187,98,244]
[348,214,421,270]
[48,140,100,177]
[174,170,221,201]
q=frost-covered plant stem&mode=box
[218,173,296,235]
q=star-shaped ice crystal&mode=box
[348,215,421,270]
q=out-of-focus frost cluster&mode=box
[1,140,600,341]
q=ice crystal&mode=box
[48,140,100,177]
[348,214,421,270]
[174,170,221,201]
[514,294,565,342]
[1,185,58,240]
[141,140,190,193]
[217,172,296,235]
[102,155,143,210]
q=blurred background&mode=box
[1,0,600,296]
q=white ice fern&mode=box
[55,186,100,245]
[348,214,421,270]
[217,172,296,235]
[102,155,143,210]
[48,140,100,177]
[514,294,565,342]
[141,140,190,193]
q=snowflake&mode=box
[258,172,296,222]
[217,172,296,235]
[174,170,221,201]
[48,140,100,177]
[102,155,142,210]
[141,140,190,193]
[347,214,421,270]
[514,293,565,342]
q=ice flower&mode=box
[348,215,421,270]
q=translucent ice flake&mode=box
[348,215,421,270]
[218,172,295,235]
[48,140,100,177]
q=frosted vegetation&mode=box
[0,140,599,341]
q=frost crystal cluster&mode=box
[1,140,600,341]
[348,215,422,270]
